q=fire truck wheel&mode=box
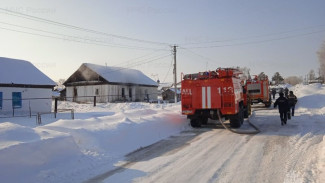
[239,106,244,124]
[201,117,208,125]
[244,109,249,118]
[190,118,202,128]
[230,111,242,128]
[230,117,241,128]
[240,112,244,125]
[265,101,271,108]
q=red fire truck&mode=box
[245,75,271,107]
[181,68,250,128]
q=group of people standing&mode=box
[273,88,298,126]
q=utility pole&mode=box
[173,45,178,103]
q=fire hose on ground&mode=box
[216,110,261,135]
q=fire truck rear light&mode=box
[224,102,232,107]
[182,110,193,114]
[182,104,191,109]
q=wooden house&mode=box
[64,63,158,103]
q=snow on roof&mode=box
[158,82,173,90]
[0,57,56,86]
[84,63,158,86]
[169,88,181,94]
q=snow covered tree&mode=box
[272,72,284,85]
[54,79,66,91]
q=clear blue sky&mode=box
[0,0,325,82]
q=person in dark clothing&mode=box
[287,91,298,116]
[284,87,289,98]
[274,92,289,125]
[271,88,276,99]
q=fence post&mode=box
[54,98,58,118]
[37,113,42,125]
[29,100,31,118]
[71,109,74,120]
[94,96,96,106]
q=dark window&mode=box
[129,88,132,98]
[95,89,99,95]
[73,87,78,97]
[73,87,78,102]
[0,92,2,109]
[12,92,22,108]
[248,89,261,94]
[122,88,125,98]
[144,89,149,101]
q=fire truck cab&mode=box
[181,68,249,128]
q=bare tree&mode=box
[308,69,316,80]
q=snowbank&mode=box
[1,83,325,182]
[292,83,325,114]
[0,103,188,182]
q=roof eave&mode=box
[0,83,55,88]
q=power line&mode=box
[180,24,325,46]
[0,21,153,48]
[0,25,169,51]
[162,54,174,83]
[0,20,172,75]
[112,50,169,67]
[179,46,216,62]
[183,29,325,49]
[100,54,172,75]
[110,52,171,69]
[0,8,170,46]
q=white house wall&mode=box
[135,86,158,101]
[66,85,108,103]
[0,87,52,115]
[66,84,158,103]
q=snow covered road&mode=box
[90,105,325,183]
[1,84,324,183]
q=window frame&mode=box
[12,92,22,109]
[129,88,132,98]
[122,88,125,98]
[0,92,2,110]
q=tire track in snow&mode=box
[87,103,325,183]
[130,129,247,183]
[207,135,254,183]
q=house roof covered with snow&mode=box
[168,88,181,94]
[64,63,158,87]
[0,57,56,88]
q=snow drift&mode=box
[0,84,324,182]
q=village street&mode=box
[87,104,325,183]
[1,1,325,183]
[1,84,325,183]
